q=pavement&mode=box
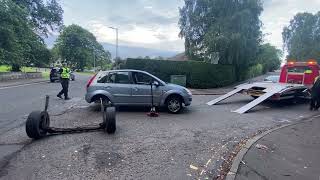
[0,72,319,179]
[0,73,91,175]
[0,93,318,179]
[235,115,320,180]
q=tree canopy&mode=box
[0,0,63,71]
[283,12,320,62]
[0,0,51,71]
[179,0,263,79]
[54,24,111,71]
[257,43,282,73]
[12,0,63,37]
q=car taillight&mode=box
[86,73,97,89]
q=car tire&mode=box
[26,111,50,139]
[166,96,183,114]
[104,107,116,134]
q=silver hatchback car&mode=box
[85,70,192,113]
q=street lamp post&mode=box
[93,51,96,72]
[109,26,119,59]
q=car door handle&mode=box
[133,87,139,91]
[105,86,112,89]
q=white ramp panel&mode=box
[207,88,243,106]
[207,84,255,106]
[233,87,285,114]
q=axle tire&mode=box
[26,111,50,139]
[104,107,116,134]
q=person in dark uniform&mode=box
[310,76,320,111]
[57,63,71,100]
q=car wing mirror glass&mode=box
[152,81,160,87]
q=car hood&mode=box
[166,83,186,91]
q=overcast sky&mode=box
[60,0,320,52]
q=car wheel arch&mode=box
[91,94,112,103]
[164,94,184,104]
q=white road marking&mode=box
[0,81,47,90]
[190,164,199,170]
[205,159,212,167]
[200,169,205,175]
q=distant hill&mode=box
[44,35,180,59]
[101,43,179,59]
[168,52,188,61]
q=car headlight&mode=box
[184,88,192,95]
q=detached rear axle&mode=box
[25,96,116,140]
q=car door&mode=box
[98,71,133,105]
[131,72,163,105]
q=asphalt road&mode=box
[0,90,318,179]
[0,73,91,136]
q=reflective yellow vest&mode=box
[61,67,70,79]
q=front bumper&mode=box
[183,95,192,106]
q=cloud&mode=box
[261,0,319,50]
[60,0,184,51]
[59,0,318,54]
[87,20,184,51]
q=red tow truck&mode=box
[207,60,320,114]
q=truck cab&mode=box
[279,60,320,87]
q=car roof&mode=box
[100,69,148,73]
[98,69,166,84]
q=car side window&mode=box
[114,72,130,84]
[133,72,153,85]
[97,73,111,83]
[97,72,130,84]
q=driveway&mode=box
[0,93,316,179]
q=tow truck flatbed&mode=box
[207,60,319,114]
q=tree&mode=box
[155,56,164,60]
[54,24,111,71]
[12,0,63,37]
[283,12,320,61]
[179,0,263,80]
[0,0,49,71]
[257,43,282,73]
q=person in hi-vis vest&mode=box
[57,62,71,100]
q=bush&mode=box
[121,59,236,89]
[245,64,264,79]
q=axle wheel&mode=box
[104,107,116,134]
[26,111,50,139]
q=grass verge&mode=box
[0,65,10,72]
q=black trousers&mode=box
[58,78,69,99]
[310,96,320,110]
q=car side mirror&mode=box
[152,81,160,87]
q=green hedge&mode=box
[245,64,264,79]
[121,59,236,89]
